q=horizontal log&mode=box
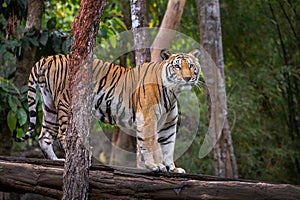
[0,156,299,200]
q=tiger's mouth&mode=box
[176,81,197,92]
[178,79,197,86]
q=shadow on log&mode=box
[0,156,299,200]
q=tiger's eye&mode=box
[174,64,181,70]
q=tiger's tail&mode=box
[13,64,39,142]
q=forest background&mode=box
[0,0,299,185]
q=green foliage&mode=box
[221,0,300,184]
[0,77,28,132]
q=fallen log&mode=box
[0,156,299,200]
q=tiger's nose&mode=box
[183,76,191,82]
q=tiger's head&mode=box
[161,49,201,92]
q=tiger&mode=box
[14,48,201,173]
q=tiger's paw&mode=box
[171,167,186,173]
[146,163,167,172]
[166,163,186,173]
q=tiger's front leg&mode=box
[158,108,186,173]
[136,112,167,172]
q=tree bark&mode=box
[109,0,151,168]
[14,0,43,88]
[63,1,106,199]
[0,156,300,200]
[196,0,238,178]
[151,0,186,61]
[130,0,152,169]
[130,0,151,64]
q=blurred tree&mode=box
[131,0,151,169]
[109,0,151,168]
[151,0,186,62]
[14,0,43,88]
[221,0,300,183]
[196,0,238,178]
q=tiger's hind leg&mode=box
[38,115,60,160]
[38,101,64,160]
[39,129,59,160]
[56,98,69,152]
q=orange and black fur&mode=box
[15,49,201,173]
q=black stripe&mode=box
[158,132,175,143]
[28,79,35,85]
[97,63,113,94]
[160,141,174,145]
[105,68,123,100]
[29,122,35,130]
[117,108,126,127]
[29,110,37,117]
[95,93,105,110]
[141,63,153,96]
[162,87,169,110]
[165,116,177,126]
[106,99,113,124]
[45,120,59,126]
[158,123,176,133]
[22,134,30,140]
[44,104,57,115]
[28,86,36,93]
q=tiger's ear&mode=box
[189,48,201,58]
[160,49,172,60]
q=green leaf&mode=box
[62,38,71,54]
[22,39,31,51]
[17,107,27,126]
[26,30,36,37]
[28,37,39,47]
[47,17,57,30]
[52,31,61,52]
[0,77,20,95]
[39,31,49,46]
[0,165,2,172]
[99,28,108,39]
[8,95,18,112]
[7,110,17,132]
[20,85,28,94]
[113,17,127,30]
[109,35,117,49]
[16,128,24,138]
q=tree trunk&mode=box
[196,0,238,178]
[1,156,300,200]
[63,1,106,199]
[109,0,151,168]
[130,0,152,169]
[130,0,151,64]
[151,0,186,61]
[14,0,43,88]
